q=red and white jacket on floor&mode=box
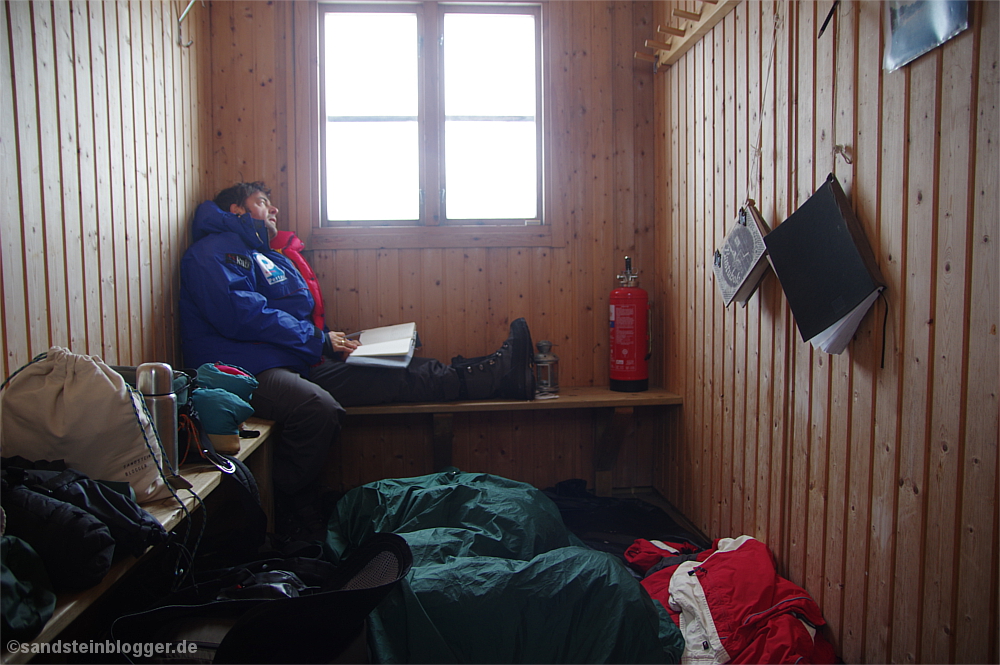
[626,535,837,664]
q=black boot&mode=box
[451,318,535,400]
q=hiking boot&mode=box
[451,318,535,400]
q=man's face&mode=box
[231,191,279,241]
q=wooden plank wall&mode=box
[2,0,209,376]
[654,1,999,662]
[201,1,662,493]
[7,1,997,661]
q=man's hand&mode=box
[327,331,360,355]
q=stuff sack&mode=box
[0,347,170,503]
[195,362,258,402]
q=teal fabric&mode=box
[195,362,258,402]
[190,387,253,435]
[326,470,683,664]
[1,535,57,642]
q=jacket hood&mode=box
[271,229,305,254]
[192,200,269,250]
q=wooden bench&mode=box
[1,419,275,665]
[344,386,682,496]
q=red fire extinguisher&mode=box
[609,256,650,392]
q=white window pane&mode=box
[327,122,419,221]
[445,121,537,220]
[325,13,417,117]
[444,14,536,117]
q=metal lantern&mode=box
[534,340,560,395]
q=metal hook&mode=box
[177,0,197,47]
[834,144,854,165]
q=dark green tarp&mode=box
[325,469,683,664]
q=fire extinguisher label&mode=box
[609,283,649,383]
[611,304,637,363]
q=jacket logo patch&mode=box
[253,252,287,286]
[226,253,252,271]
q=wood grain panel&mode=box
[656,1,998,662]
[5,1,996,661]
[821,0,856,643]
[52,0,87,353]
[2,0,208,373]
[1,2,25,375]
[841,7,883,659]
[955,5,999,662]
[920,15,974,662]
[33,1,70,359]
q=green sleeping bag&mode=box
[325,469,684,664]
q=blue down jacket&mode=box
[179,201,324,376]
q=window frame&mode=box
[313,1,556,250]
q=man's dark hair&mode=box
[213,181,270,211]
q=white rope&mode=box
[747,9,783,206]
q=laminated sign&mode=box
[713,201,772,308]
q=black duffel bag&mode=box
[111,532,413,664]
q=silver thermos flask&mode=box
[136,362,178,471]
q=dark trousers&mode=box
[250,357,459,495]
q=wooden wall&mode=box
[202,0,658,388]
[654,1,999,663]
[201,0,663,492]
[2,0,209,376]
[5,1,998,663]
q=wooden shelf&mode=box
[345,386,682,416]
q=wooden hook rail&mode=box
[634,0,741,72]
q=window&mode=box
[319,3,543,232]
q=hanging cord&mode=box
[746,10,783,206]
[879,290,890,369]
[128,386,207,591]
[178,414,200,465]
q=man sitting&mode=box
[178,182,535,537]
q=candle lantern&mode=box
[534,340,560,395]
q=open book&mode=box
[763,173,886,355]
[344,322,418,368]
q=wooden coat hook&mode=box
[644,39,673,52]
[635,0,741,72]
[673,8,702,22]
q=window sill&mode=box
[307,224,560,250]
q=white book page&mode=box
[810,288,882,354]
[351,323,416,357]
